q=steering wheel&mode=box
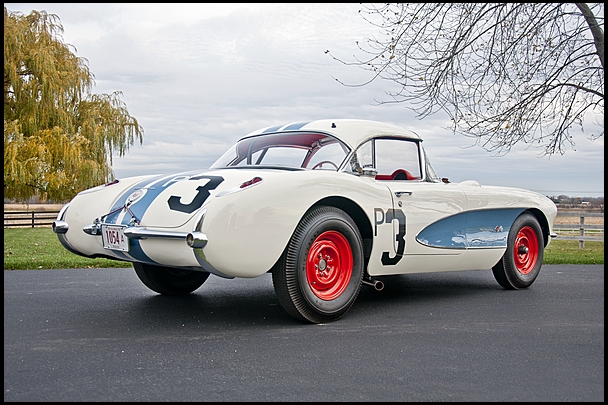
[311,160,339,170]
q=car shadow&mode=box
[63,269,505,334]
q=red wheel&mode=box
[306,231,353,300]
[513,226,539,275]
[492,213,544,289]
[272,206,364,323]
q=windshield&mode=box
[210,132,350,170]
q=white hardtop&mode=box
[245,119,421,149]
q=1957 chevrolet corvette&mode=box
[53,119,558,323]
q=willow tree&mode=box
[4,7,143,202]
[327,3,604,156]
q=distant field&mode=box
[554,214,604,225]
[4,203,66,211]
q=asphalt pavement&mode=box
[4,265,604,402]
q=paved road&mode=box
[4,265,604,402]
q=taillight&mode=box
[240,176,262,189]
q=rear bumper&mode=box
[52,208,231,279]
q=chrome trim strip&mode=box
[193,209,207,232]
[192,246,233,279]
[57,203,70,221]
[185,211,230,278]
[81,224,189,240]
[123,227,188,240]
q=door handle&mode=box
[394,191,412,197]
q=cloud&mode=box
[5,3,604,197]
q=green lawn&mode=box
[4,227,132,270]
[542,239,604,264]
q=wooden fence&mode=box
[4,210,60,228]
[553,211,604,247]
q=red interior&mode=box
[375,169,418,181]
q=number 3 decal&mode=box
[374,208,406,265]
[168,175,224,213]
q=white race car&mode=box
[53,119,558,323]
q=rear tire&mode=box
[492,212,544,289]
[134,263,209,295]
[272,206,364,323]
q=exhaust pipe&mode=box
[362,277,384,291]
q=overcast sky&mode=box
[6,3,604,198]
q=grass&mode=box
[4,227,132,270]
[3,227,604,270]
[542,239,604,264]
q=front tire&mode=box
[134,263,210,295]
[272,206,364,323]
[492,212,544,289]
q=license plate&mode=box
[101,224,129,252]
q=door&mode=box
[363,138,469,276]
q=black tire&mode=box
[492,212,544,289]
[272,206,364,323]
[133,262,210,295]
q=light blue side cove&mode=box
[416,208,525,249]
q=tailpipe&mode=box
[362,277,384,291]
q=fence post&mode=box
[579,216,585,248]
[31,212,35,228]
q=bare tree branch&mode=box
[327,3,604,156]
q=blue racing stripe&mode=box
[283,121,311,131]
[106,239,159,265]
[103,172,200,265]
[262,125,284,133]
[105,172,206,225]
[104,176,165,224]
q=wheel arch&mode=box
[525,208,551,247]
[309,196,373,267]
[267,196,373,275]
